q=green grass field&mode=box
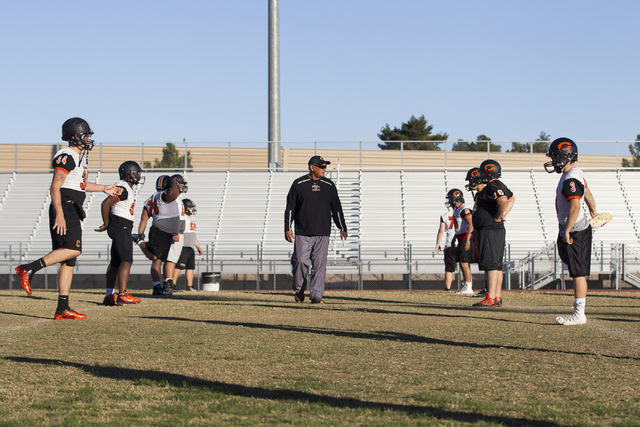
[1,289,639,426]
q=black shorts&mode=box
[443,246,457,273]
[557,226,592,277]
[146,226,173,263]
[107,225,133,267]
[176,247,196,270]
[475,227,505,271]
[49,202,81,266]
[456,234,476,264]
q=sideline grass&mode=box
[1,289,639,426]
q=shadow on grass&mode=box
[142,316,639,361]
[206,300,565,326]
[0,310,51,320]
[4,356,560,426]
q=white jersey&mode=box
[183,214,197,248]
[144,190,180,234]
[110,181,136,224]
[439,210,456,249]
[556,167,590,233]
[52,146,88,204]
[177,195,187,234]
[452,203,473,236]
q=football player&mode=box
[447,189,475,295]
[545,138,598,325]
[95,160,144,306]
[471,160,515,308]
[164,174,189,293]
[172,198,204,291]
[435,206,457,292]
[16,117,118,320]
[137,174,181,295]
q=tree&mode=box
[622,134,640,167]
[144,142,193,170]
[451,134,502,152]
[508,132,550,153]
[377,115,448,150]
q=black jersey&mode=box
[284,174,347,236]
[472,179,514,230]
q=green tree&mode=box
[144,142,193,170]
[622,134,640,167]
[377,115,448,150]
[452,134,502,152]
[508,132,550,153]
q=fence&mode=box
[3,240,640,291]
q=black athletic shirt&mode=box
[284,175,347,236]
[472,179,514,230]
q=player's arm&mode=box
[161,177,180,204]
[194,237,203,255]
[331,187,348,239]
[138,208,150,235]
[284,184,296,242]
[50,169,67,235]
[95,195,119,232]
[463,213,474,251]
[85,181,119,196]
[494,195,515,222]
[435,221,445,253]
[563,198,581,245]
[584,186,598,218]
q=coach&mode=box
[285,156,348,304]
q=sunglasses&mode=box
[312,164,327,169]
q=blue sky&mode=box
[1,1,638,155]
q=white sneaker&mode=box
[455,284,474,295]
[555,312,587,325]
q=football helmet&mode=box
[171,174,188,194]
[464,167,482,192]
[155,175,170,192]
[544,137,578,174]
[445,188,465,209]
[479,159,501,183]
[61,117,94,151]
[182,198,197,216]
[118,161,144,185]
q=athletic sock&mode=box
[105,288,116,296]
[24,258,46,273]
[57,295,70,312]
[575,298,586,315]
[152,281,161,288]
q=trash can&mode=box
[201,272,220,291]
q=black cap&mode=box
[308,155,331,167]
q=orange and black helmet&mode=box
[479,159,501,183]
[445,188,465,209]
[465,167,482,191]
[545,137,578,174]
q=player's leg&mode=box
[54,261,86,320]
[291,235,312,302]
[308,236,329,303]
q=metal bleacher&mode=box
[2,169,640,282]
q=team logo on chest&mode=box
[311,183,321,192]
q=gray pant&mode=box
[291,235,330,299]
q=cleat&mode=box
[444,288,451,292]
[556,312,587,326]
[15,265,33,295]
[103,294,120,306]
[122,289,141,303]
[473,289,487,298]
[311,297,325,304]
[116,292,139,305]
[472,296,495,307]
[153,284,172,296]
[455,284,474,295]
[294,290,305,303]
[186,286,198,291]
[493,297,503,307]
[54,309,87,320]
